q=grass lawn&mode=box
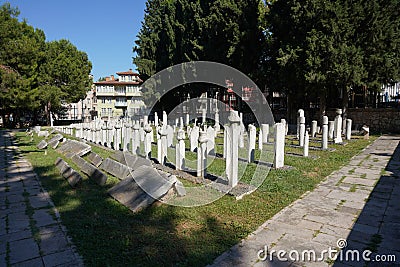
[13,130,376,266]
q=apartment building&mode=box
[94,69,145,119]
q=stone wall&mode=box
[326,108,400,134]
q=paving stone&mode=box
[9,238,40,264]
[12,257,44,267]
[39,231,69,255]
[29,196,50,209]
[7,212,30,233]
[32,209,56,228]
[5,229,32,242]
[342,177,377,187]
[42,249,79,266]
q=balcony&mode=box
[115,102,128,107]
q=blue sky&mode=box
[2,0,147,81]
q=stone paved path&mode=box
[210,135,400,267]
[0,130,83,267]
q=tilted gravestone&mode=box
[107,175,149,213]
[38,131,49,137]
[71,155,108,186]
[99,158,131,180]
[54,157,82,187]
[87,152,103,167]
[108,166,179,213]
[112,151,151,170]
[51,141,60,149]
[47,134,63,148]
[37,140,48,149]
[56,139,91,158]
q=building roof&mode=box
[94,80,142,86]
[116,69,140,76]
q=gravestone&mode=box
[174,180,186,197]
[107,175,149,213]
[303,130,309,157]
[223,124,228,159]
[328,121,335,140]
[47,134,63,147]
[206,126,215,155]
[166,125,174,147]
[113,151,152,170]
[132,123,140,154]
[190,126,199,152]
[71,155,107,186]
[248,124,256,163]
[37,140,48,149]
[258,129,263,150]
[197,131,208,178]
[214,110,220,133]
[154,112,159,127]
[334,109,343,144]
[322,116,329,150]
[51,141,59,149]
[132,166,177,203]
[274,122,285,168]
[107,166,178,213]
[261,124,269,143]
[144,125,153,159]
[311,120,318,137]
[55,158,81,187]
[299,116,306,147]
[175,129,185,171]
[56,139,91,158]
[297,109,304,139]
[99,158,131,180]
[158,127,168,165]
[87,152,103,167]
[226,111,240,187]
[38,131,49,137]
[346,119,352,140]
[162,111,168,126]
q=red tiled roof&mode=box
[94,80,142,85]
[116,70,140,76]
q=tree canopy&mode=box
[0,3,92,126]
[134,0,400,120]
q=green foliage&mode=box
[133,0,266,104]
[266,0,400,114]
[0,3,92,125]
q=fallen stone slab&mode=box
[99,158,131,180]
[37,140,48,149]
[38,131,49,137]
[54,157,81,187]
[111,151,152,170]
[133,166,177,201]
[108,166,178,213]
[56,139,91,158]
[50,140,60,149]
[108,175,152,213]
[174,180,186,197]
[87,152,103,167]
[71,155,107,186]
[47,134,63,147]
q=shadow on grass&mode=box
[14,131,242,266]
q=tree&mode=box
[133,0,266,107]
[38,39,92,123]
